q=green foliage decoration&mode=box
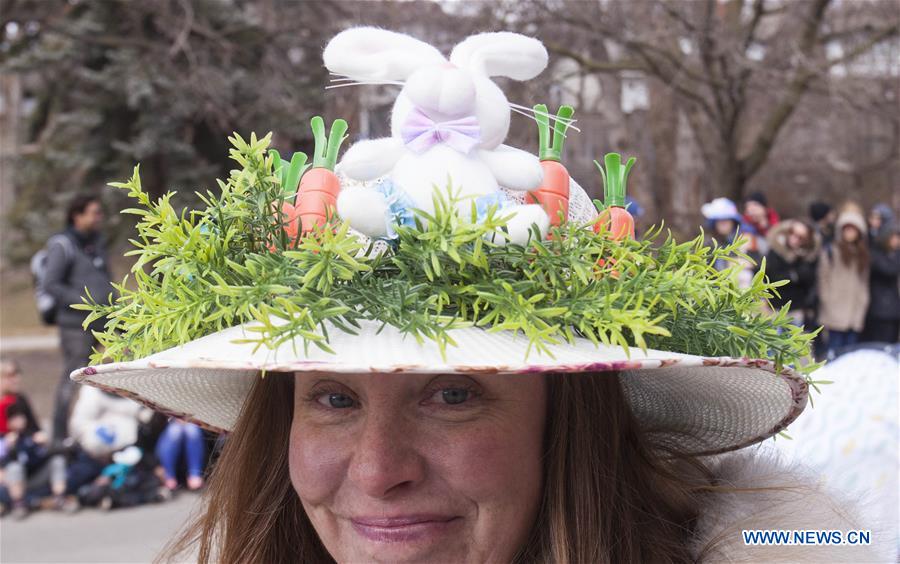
[76,133,819,382]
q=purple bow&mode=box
[400,107,481,155]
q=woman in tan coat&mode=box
[818,207,870,358]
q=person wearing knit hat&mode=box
[818,206,871,358]
[72,28,892,564]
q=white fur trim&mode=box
[693,450,897,562]
[323,27,446,81]
[450,32,548,80]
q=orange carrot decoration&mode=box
[269,149,309,246]
[593,153,636,240]
[527,104,575,229]
[295,116,348,235]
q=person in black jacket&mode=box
[862,222,900,343]
[43,195,115,441]
[765,219,820,327]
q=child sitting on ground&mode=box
[77,445,170,510]
[0,360,69,518]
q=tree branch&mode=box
[739,0,832,179]
[824,22,899,70]
[543,41,645,73]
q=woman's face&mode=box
[714,219,736,237]
[842,224,861,243]
[787,224,810,250]
[744,200,766,221]
[289,371,546,563]
[890,233,900,251]
[868,211,882,231]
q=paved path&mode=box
[0,334,59,353]
[0,337,204,563]
[1,493,201,563]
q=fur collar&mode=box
[691,450,896,562]
[767,220,821,263]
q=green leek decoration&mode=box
[310,116,348,170]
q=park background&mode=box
[0,0,897,562]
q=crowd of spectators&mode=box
[701,193,900,359]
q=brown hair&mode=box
[65,194,101,226]
[162,372,708,563]
[836,236,869,273]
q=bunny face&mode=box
[324,28,547,151]
[390,69,510,150]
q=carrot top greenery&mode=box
[76,132,819,383]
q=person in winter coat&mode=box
[809,200,836,246]
[69,385,146,460]
[701,197,761,288]
[867,203,895,244]
[818,207,870,358]
[743,191,780,238]
[862,223,900,343]
[765,219,820,326]
[44,194,115,441]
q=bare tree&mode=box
[514,0,899,204]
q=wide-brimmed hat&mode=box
[71,135,815,457]
[74,318,807,456]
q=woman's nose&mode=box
[347,412,426,499]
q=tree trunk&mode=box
[716,153,745,205]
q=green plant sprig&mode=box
[77,132,818,382]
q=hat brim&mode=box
[72,319,808,456]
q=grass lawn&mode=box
[0,268,51,337]
[1,250,134,338]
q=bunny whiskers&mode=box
[326,73,404,89]
[509,102,581,134]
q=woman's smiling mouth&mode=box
[349,515,463,543]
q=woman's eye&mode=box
[432,388,471,405]
[317,393,355,409]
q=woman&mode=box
[71,183,891,561]
[818,207,871,358]
[867,203,894,244]
[742,191,780,238]
[70,28,889,562]
[765,219,820,326]
[862,222,900,343]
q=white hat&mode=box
[72,139,814,457]
[701,197,743,222]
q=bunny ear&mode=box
[323,27,447,81]
[449,32,548,81]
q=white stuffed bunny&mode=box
[324,27,551,244]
